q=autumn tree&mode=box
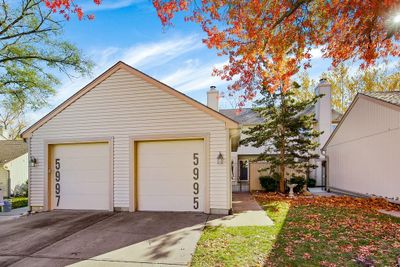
[0,97,26,140]
[324,63,400,113]
[47,1,400,102]
[241,88,321,193]
[293,63,400,113]
[292,71,316,102]
[0,0,93,114]
[150,0,400,101]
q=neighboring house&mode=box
[0,140,28,197]
[206,80,342,192]
[21,61,240,214]
[0,126,10,140]
[323,91,400,200]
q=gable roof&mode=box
[322,91,400,150]
[220,106,342,125]
[219,108,265,125]
[0,140,27,165]
[21,61,239,138]
[361,91,400,107]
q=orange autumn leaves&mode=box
[256,192,400,266]
[254,191,400,213]
[151,0,400,102]
[43,0,101,20]
[45,0,400,104]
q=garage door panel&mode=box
[138,155,193,168]
[137,140,205,212]
[139,196,200,211]
[139,181,195,196]
[139,167,194,179]
[60,181,109,192]
[59,161,108,171]
[60,170,109,181]
[59,195,109,210]
[139,141,200,152]
[52,143,110,211]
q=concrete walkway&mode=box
[207,193,273,227]
[0,207,28,222]
[308,187,338,197]
[378,209,400,218]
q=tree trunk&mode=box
[279,162,285,193]
[279,89,286,193]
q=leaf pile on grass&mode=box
[255,192,400,267]
[254,192,400,214]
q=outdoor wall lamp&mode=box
[217,152,224,164]
[30,156,37,167]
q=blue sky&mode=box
[27,0,332,123]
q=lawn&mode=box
[191,193,400,267]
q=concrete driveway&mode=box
[0,211,210,266]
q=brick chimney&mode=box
[207,86,219,111]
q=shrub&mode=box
[289,176,306,193]
[13,180,28,197]
[11,197,28,209]
[259,173,280,192]
[307,178,316,188]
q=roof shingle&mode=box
[361,91,400,107]
[220,106,342,125]
[0,140,27,165]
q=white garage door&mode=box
[137,140,205,212]
[52,143,110,210]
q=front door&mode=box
[235,160,249,192]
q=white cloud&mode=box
[122,35,203,69]
[56,34,202,99]
[25,35,206,124]
[81,0,142,11]
[160,59,228,93]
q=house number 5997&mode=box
[193,153,199,210]
[55,158,61,207]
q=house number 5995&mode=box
[55,158,61,207]
[193,153,199,210]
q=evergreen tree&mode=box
[241,88,321,193]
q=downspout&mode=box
[321,148,329,192]
[24,137,31,212]
[7,170,10,197]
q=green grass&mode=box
[191,197,400,267]
[191,201,289,267]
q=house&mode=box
[21,61,240,214]
[323,91,400,200]
[0,140,28,197]
[208,80,342,192]
[0,126,10,140]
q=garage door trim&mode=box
[129,133,210,213]
[44,137,114,211]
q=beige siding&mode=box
[326,98,400,199]
[236,126,268,155]
[0,166,8,197]
[4,153,28,194]
[249,162,269,191]
[29,69,230,210]
[248,161,305,191]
